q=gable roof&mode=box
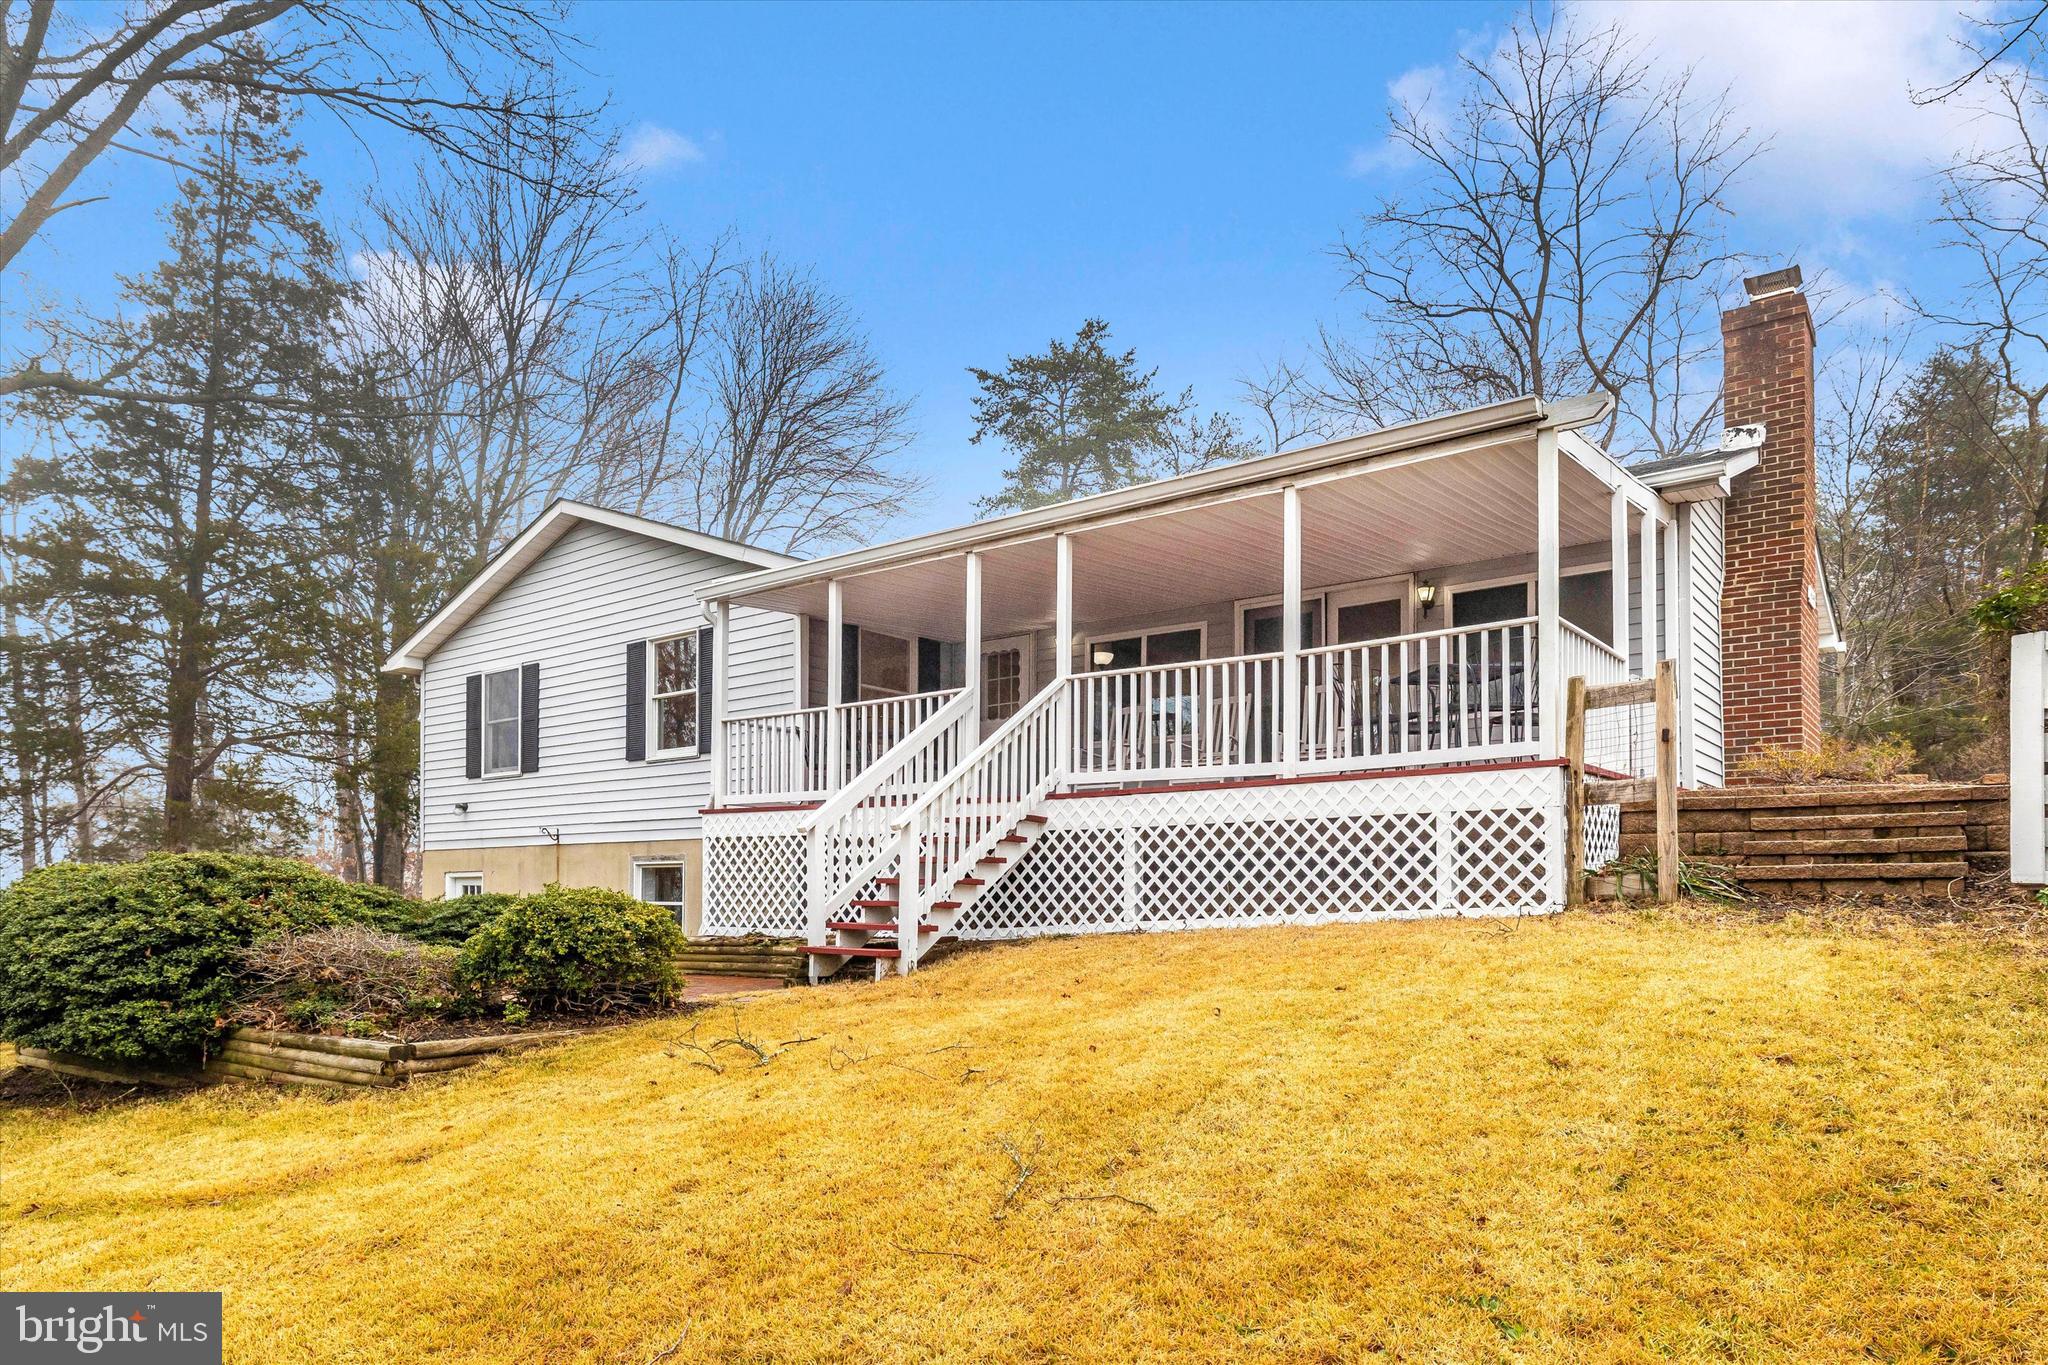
[381,500,797,676]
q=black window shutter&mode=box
[840,623,861,704]
[624,640,647,761]
[519,663,541,773]
[464,674,482,779]
[696,625,715,756]
[917,637,942,693]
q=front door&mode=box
[979,636,1033,738]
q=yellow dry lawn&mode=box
[6,912,2048,1363]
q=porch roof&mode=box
[706,393,1638,638]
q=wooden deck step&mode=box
[848,898,899,911]
[998,834,1029,845]
[1018,814,1048,824]
[800,944,901,960]
[954,876,985,887]
[826,920,935,934]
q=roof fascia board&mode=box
[383,500,795,675]
[706,395,1585,604]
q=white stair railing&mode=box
[798,689,977,951]
[889,684,1065,970]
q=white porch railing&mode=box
[725,618,1651,801]
[722,689,963,803]
[798,689,977,944]
[1067,652,1285,782]
[721,704,829,801]
[1297,618,1541,773]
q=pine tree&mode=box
[969,320,1182,515]
[8,58,346,852]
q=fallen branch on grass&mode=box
[992,1134,1039,1221]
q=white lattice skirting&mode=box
[702,765,1567,939]
[701,807,808,937]
[954,766,1564,938]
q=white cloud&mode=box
[1346,65,1446,176]
[617,123,706,175]
[1587,0,1982,219]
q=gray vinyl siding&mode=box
[1683,500,1726,787]
[420,520,799,849]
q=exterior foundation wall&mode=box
[422,839,705,934]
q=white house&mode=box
[387,267,1839,976]
[382,504,800,927]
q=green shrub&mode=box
[455,884,684,1010]
[0,853,401,1065]
[356,892,515,948]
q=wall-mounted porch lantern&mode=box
[1091,647,1117,667]
[1416,580,1439,620]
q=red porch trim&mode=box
[1050,757,1582,800]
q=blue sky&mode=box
[6,0,1987,533]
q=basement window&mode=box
[635,860,687,926]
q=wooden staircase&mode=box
[802,811,1049,980]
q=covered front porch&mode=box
[698,398,1684,970]
[710,417,1669,804]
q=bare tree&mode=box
[1317,6,1758,458]
[670,255,922,553]
[364,105,651,560]
[0,0,587,401]
[1234,354,1334,453]
[1921,58,2048,544]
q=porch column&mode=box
[1640,504,1659,669]
[710,598,731,805]
[1281,483,1302,776]
[825,578,845,790]
[963,551,983,696]
[1054,533,1074,772]
[1609,489,1629,657]
[1536,431,1562,754]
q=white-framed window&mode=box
[482,667,521,775]
[1084,622,1206,671]
[634,859,687,925]
[445,872,484,898]
[649,634,699,755]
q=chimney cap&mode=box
[1743,264,1803,302]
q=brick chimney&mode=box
[1720,264,1822,773]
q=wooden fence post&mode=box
[1564,675,1587,907]
[1654,659,1680,903]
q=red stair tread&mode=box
[801,945,901,959]
[827,920,936,933]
